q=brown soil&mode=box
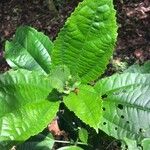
[0,0,150,149]
[0,0,150,71]
[114,0,150,64]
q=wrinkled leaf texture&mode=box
[125,61,150,74]
[52,0,117,83]
[95,73,150,142]
[64,85,102,131]
[5,26,53,74]
[0,70,59,149]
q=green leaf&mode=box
[123,138,140,150]
[50,65,71,92]
[142,138,150,150]
[51,65,71,84]
[52,0,117,83]
[125,61,150,74]
[94,73,150,142]
[5,26,53,74]
[57,146,83,150]
[17,133,55,150]
[64,85,102,131]
[0,70,59,149]
[78,128,88,143]
[94,73,150,95]
[50,65,81,93]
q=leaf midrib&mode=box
[25,33,50,74]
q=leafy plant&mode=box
[0,0,149,149]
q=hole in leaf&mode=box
[103,122,107,125]
[102,94,108,99]
[102,107,106,111]
[139,128,143,132]
[125,145,128,149]
[115,127,118,130]
[117,104,123,110]
[126,121,129,124]
[121,115,124,119]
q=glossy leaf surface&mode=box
[142,138,150,150]
[64,85,102,131]
[5,26,53,74]
[0,70,59,149]
[52,0,117,83]
[95,73,150,141]
[17,133,55,150]
[125,61,150,74]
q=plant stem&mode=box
[54,140,88,145]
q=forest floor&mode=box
[0,0,150,72]
[0,0,150,149]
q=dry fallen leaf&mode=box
[48,117,64,136]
